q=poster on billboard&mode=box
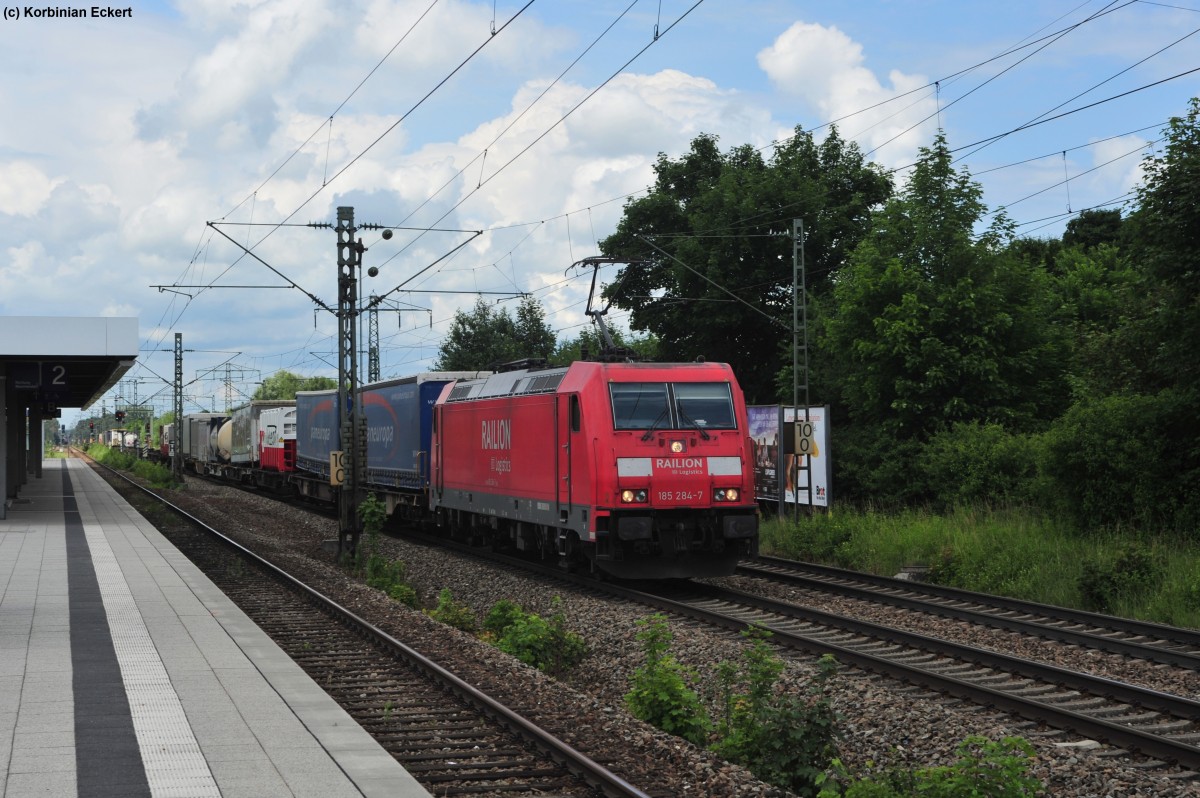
[748,405,830,508]
[783,406,830,507]
[748,406,782,503]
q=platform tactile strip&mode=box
[85,520,222,798]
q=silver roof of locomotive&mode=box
[443,366,569,402]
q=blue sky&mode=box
[2,0,1197,425]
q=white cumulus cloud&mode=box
[0,161,62,216]
[757,21,939,169]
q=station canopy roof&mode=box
[1,317,139,410]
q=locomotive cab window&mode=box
[570,394,581,432]
[610,383,670,430]
[673,383,736,429]
[609,382,736,431]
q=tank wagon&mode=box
[181,413,227,467]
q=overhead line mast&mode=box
[308,206,392,558]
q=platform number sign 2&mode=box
[794,419,816,456]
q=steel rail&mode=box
[616,580,1200,772]
[739,558,1200,669]
[749,555,1200,652]
[125,471,1198,776]
[88,458,651,798]
[389,538,1200,770]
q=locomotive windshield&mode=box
[610,382,736,431]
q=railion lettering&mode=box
[655,457,703,469]
[481,418,511,450]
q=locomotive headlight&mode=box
[621,489,648,503]
[714,488,739,502]
[669,440,686,453]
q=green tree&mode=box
[254,370,336,400]
[1123,98,1200,390]
[434,296,556,371]
[1045,243,1147,401]
[1062,208,1123,251]
[599,127,892,402]
[42,419,64,450]
[550,323,659,365]
[513,295,556,362]
[1037,99,1200,532]
[828,134,1066,437]
[1005,235,1062,271]
[822,134,1067,501]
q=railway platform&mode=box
[0,457,431,798]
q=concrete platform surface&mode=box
[0,458,430,798]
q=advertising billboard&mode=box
[748,405,830,508]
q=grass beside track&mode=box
[80,444,180,490]
[76,444,1197,630]
[761,506,1200,630]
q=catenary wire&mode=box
[126,3,1195,396]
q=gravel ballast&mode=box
[136,474,1199,797]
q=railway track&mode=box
[740,555,1200,669]
[619,579,1200,775]
[410,541,1200,778]
[90,451,1200,786]
[87,458,654,798]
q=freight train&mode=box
[168,361,759,579]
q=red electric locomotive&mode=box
[430,360,759,579]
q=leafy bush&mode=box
[1185,577,1200,613]
[494,597,587,676]
[358,493,388,536]
[1077,542,1165,613]
[624,614,710,746]
[1038,390,1199,533]
[711,627,839,796]
[818,735,1042,797]
[427,588,477,633]
[925,543,1039,598]
[826,423,919,508]
[359,553,421,607]
[352,493,387,573]
[132,459,178,488]
[918,422,1037,509]
[387,582,418,607]
[762,513,857,566]
[366,555,405,589]
[924,736,1042,797]
[482,599,526,637]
